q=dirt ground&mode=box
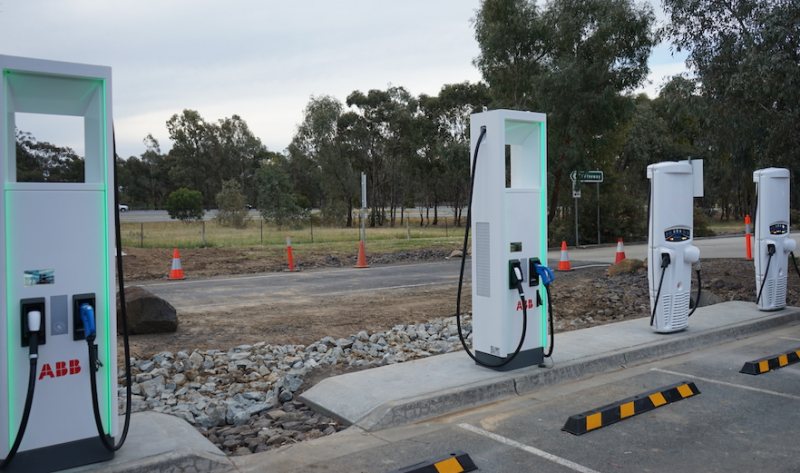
[120,247,796,358]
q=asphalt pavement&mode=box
[139,259,465,312]
[237,323,800,473]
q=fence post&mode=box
[260,217,264,245]
[140,222,144,248]
[445,217,448,237]
[201,220,206,246]
[310,215,314,243]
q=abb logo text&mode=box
[39,360,81,380]
[515,299,535,311]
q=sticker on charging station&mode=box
[24,269,54,286]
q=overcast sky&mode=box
[1,0,687,159]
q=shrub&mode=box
[216,180,250,228]
[166,188,204,222]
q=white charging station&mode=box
[647,160,702,333]
[469,110,548,370]
[0,55,117,471]
[753,168,796,311]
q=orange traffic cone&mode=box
[168,248,185,280]
[286,236,296,272]
[558,241,572,271]
[355,240,369,268]
[614,238,626,264]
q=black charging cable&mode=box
[455,126,530,369]
[85,130,133,452]
[756,244,776,305]
[650,253,671,326]
[0,312,42,470]
[688,265,701,317]
[790,251,800,279]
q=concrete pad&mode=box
[300,301,800,431]
[65,412,235,473]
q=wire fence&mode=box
[121,216,464,249]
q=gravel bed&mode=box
[119,316,472,455]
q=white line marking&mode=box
[572,264,612,269]
[778,336,800,342]
[652,368,800,401]
[458,423,601,473]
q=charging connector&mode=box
[510,262,525,296]
[757,243,777,305]
[20,298,45,348]
[1,306,44,469]
[650,252,672,327]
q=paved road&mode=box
[568,234,746,262]
[140,260,466,312]
[141,235,746,311]
[120,209,262,222]
[251,323,800,472]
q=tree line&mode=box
[17,0,800,243]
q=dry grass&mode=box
[121,217,465,250]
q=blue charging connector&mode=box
[80,303,96,339]
[534,263,555,286]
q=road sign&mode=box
[577,170,603,183]
[573,190,581,198]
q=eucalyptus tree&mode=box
[474,0,656,223]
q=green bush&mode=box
[166,187,204,222]
[693,205,716,237]
[216,180,250,228]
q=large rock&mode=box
[607,258,645,276]
[118,286,178,334]
[695,289,723,308]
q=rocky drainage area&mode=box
[120,258,770,457]
[121,317,471,455]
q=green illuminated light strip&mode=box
[539,121,548,349]
[101,79,112,435]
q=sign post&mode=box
[570,170,604,246]
[570,171,580,246]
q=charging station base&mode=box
[475,347,544,372]
[5,437,114,473]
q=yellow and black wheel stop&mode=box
[562,381,700,435]
[740,347,800,375]
[390,451,477,473]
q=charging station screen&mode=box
[769,223,788,235]
[664,227,690,242]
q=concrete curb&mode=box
[66,412,235,473]
[513,310,800,396]
[301,304,800,432]
[357,378,518,431]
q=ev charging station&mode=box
[0,55,117,471]
[753,168,796,311]
[647,160,703,333]
[468,110,549,370]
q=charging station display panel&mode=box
[0,55,116,466]
[470,110,547,370]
